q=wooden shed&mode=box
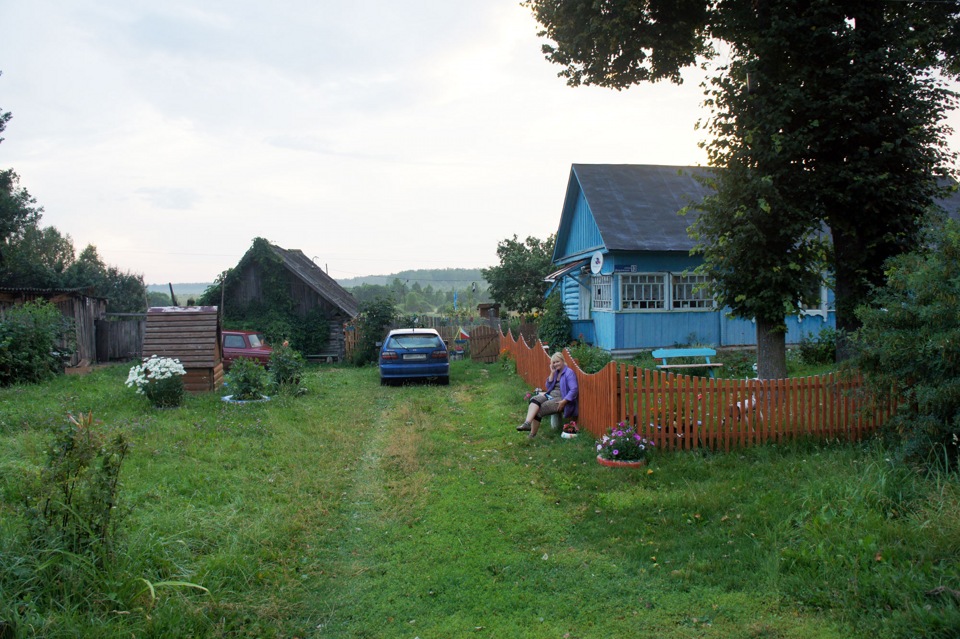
[0,287,107,368]
[141,306,223,392]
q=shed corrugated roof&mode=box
[269,244,359,318]
[571,164,713,252]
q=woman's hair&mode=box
[550,352,565,364]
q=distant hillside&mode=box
[146,283,213,298]
[337,268,487,292]
[145,269,488,298]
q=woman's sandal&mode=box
[517,422,531,431]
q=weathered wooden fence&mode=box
[96,314,146,362]
[500,329,894,450]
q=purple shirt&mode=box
[544,365,579,418]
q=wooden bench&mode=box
[651,347,724,378]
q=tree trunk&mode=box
[755,318,787,380]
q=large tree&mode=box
[482,234,556,314]
[525,0,960,375]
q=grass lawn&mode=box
[1,359,959,638]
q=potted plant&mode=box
[595,422,655,467]
[561,420,579,439]
[125,355,187,408]
[222,357,270,403]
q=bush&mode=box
[270,343,305,389]
[349,297,397,367]
[125,355,187,408]
[24,412,129,564]
[567,341,612,374]
[0,299,72,386]
[855,219,960,466]
[716,349,757,378]
[537,291,572,350]
[227,358,268,400]
[797,326,839,365]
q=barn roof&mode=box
[269,244,359,318]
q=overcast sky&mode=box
[2,1,959,284]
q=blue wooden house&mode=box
[546,164,836,356]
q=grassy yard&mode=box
[1,359,959,638]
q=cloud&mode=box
[135,186,200,210]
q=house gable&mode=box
[554,171,604,262]
[554,164,713,262]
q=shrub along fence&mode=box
[500,329,895,451]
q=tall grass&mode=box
[0,361,957,637]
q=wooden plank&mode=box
[655,363,724,368]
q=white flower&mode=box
[126,355,186,394]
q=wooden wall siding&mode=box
[500,330,895,451]
[558,190,604,257]
[289,276,338,319]
[142,307,222,392]
[96,316,145,361]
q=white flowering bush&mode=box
[126,355,187,408]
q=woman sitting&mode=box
[517,352,578,439]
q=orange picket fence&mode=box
[499,329,895,451]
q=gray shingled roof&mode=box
[269,244,359,319]
[571,164,713,252]
[570,165,960,254]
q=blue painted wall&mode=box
[559,249,836,352]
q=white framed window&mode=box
[672,274,714,309]
[799,284,832,318]
[621,274,665,310]
[592,275,612,310]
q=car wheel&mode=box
[380,377,388,386]
[438,376,449,386]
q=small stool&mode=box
[551,413,578,430]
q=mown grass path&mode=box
[1,361,958,638]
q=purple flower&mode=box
[613,449,619,456]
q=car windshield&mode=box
[224,334,245,348]
[387,335,443,350]
[248,334,265,348]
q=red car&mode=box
[222,330,272,369]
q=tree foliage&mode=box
[525,0,960,373]
[481,234,556,314]
[0,169,43,268]
[348,296,397,367]
[537,290,572,349]
[855,219,960,467]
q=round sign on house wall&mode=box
[590,251,604,274]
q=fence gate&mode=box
[470,325,500,363]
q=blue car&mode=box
[379,328,450,386]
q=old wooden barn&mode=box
[224,241,359,360]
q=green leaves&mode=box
[481,234,556,314]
